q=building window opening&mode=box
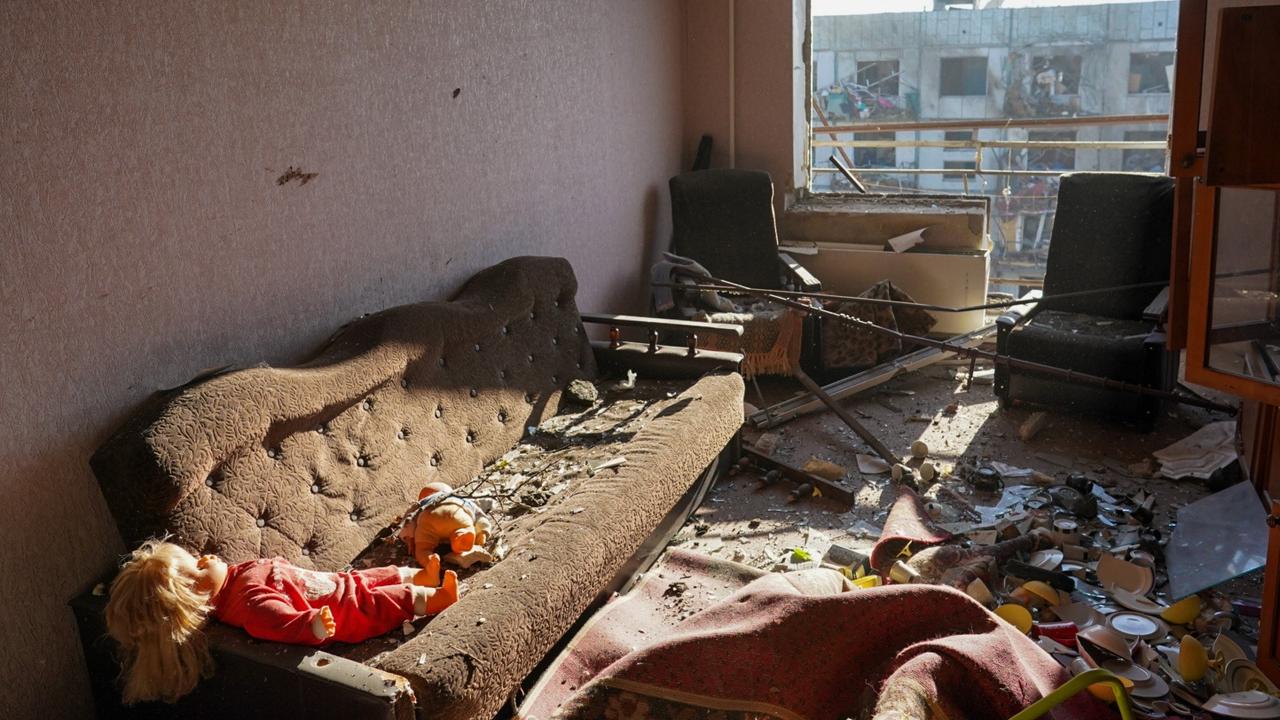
[853,132,896,169]
[1031,54,1083,95]
[1129,52,1174,93]
[1026,130,1076,171]
[940,57,988,96]
[943,160,976,181]
[856,60,900,96]
[1123,130,1167,172]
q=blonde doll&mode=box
[104,539,457,704]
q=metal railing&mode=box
[810,111,1169,188]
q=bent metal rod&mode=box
[689,274,1237,415]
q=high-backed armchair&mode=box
[652,169,822,377]
[995,172,1176,427]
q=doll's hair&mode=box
[104,539,214,704]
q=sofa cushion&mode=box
[374,371,745,720]
[91,257,596,571]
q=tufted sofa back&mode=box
[92,257,596,570]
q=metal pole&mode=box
[693,275,1237,415]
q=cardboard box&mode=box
[781,195,991,335]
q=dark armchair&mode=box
[666,168,820,295]
[994,172,1176,428]
[651,169,822,377]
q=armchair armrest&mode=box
[1142,286,1170,324]
[581,313,743,343]
[779,252,821,292]
[582,313,744,379]
[996,290,1043,331]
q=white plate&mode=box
[1217,634,1250,665]
[1203,690,1280,719]
[1130,672,1170,699]
[1106,611,1169,641]
[1031,548,1064,571]
[1226,659,1280,695]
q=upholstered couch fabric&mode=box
[378,371,743,719]
[90,255,744,719]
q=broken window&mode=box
[1027,130,1076,171]
[856,60,900,96]
[1128,52,1174,93]
[1020,212,1054,251]
[940,57,987,96]
[853,132,896,169]
[942,160,976,181]
[1031,54,1083,95]
[1122,130,1167,172]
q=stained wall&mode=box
[0,2,684,715]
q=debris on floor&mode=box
[688,363,1258,715]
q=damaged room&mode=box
[7,1,1280,718]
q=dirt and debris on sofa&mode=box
[333,377,708,661]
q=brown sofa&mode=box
[74,256,744,719]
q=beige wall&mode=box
[0,2,685,716]
[682,0,807,216]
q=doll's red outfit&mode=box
[212,558,415,646]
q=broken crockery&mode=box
[1161,595,1202,625]
[1030,548,1064,571]
[1179,634,1209,682]
[1224,659,1280,695]
[1097,553,1155,595]
[1054,601,1105,630]
[1049,485,1098,519]
[995,603,1034,634]
[1202,690,1280,719]
[1105,611,1169,642]
[966,577,995,607]
[1052,518,1080,545]
[1078,625,1134,663]
[1111,588,1168,616]
[1014,580,1061,608]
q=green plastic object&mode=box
[1006,668,1133,720]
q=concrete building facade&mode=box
[811,1,1176,258]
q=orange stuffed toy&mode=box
[409,482,494,586]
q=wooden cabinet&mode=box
[1170,0,1280,685]
[1171,1,1280,406]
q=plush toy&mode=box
[407,481,495,585]
[104,539,458,705]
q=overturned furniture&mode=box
[73,256,745,719]
[995,172,1175,427]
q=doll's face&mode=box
[174,547,229,598]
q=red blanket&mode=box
[530,553,1111,720]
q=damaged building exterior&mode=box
[811,1,1176,263]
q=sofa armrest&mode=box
[779,252,822,292]
[996,290,1044,331]
[1142,286,1171,324]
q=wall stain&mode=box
[276,166,319,186]
[452,87,461,98]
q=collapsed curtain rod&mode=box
[655,268,1272,315]
[687,273,1237,415]
[653,279,1167,314]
